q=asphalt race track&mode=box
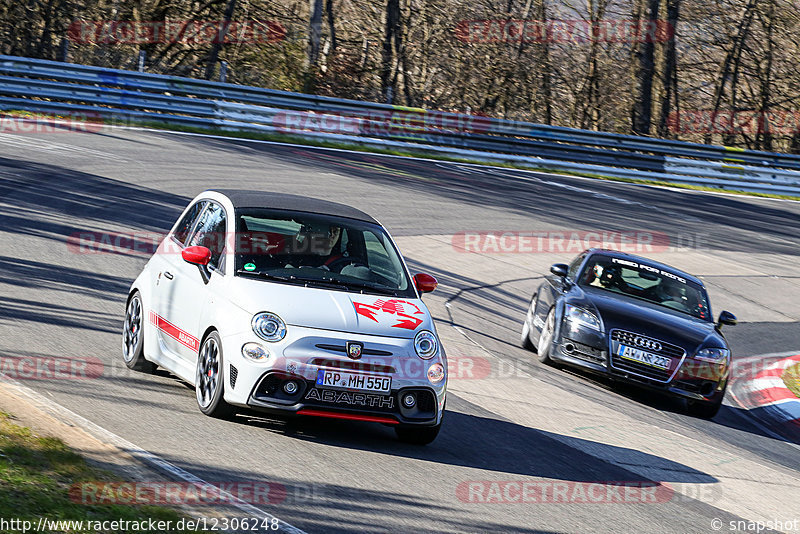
[1,127,799,533]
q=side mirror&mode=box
[182,246,211,266]
[550,263,569,278]
[414,273,438,294]
[717,310,737,328]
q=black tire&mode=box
[395,422,441,445]
[687,382,726,419]
[196,331,235,419]
[537,307,556,364]
[520,295,537,351]
[122,291,155,373]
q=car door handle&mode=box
[163,271,174,280]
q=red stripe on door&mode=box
[149,311,200,352]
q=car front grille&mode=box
[561,337,605,365]
[229,364,238,389]
[416,390,436,412]
[609,329,686,383]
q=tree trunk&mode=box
[537,0,553,124]
[380,0,401,103]
[755,0,775,151]
[325,0,337,53]
[308,0,323,68]
[203,0,237,80]
[632,0,659,135]
[657,0,680,137]
[706,0,758,144]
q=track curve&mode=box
[1,127,799,533]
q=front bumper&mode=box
[247,372,440,425]
[219,325,446,426]
[550,320,728,402]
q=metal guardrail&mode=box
[1,54,799,195]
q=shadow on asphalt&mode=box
[227,398,716,486]
[166,134,800,256]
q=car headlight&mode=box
[427,362,445,384]
[251,312,287,342]
[415,330,438,359]
[242,343,270,362]
[694,347,730,363]
[565,304,601,331]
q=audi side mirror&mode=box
[717,310,737,328]
[550,264,569,278]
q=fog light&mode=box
[283,381,298,394]
[242,343,269,362]
[427,363,445,384]
[402,393,416,408]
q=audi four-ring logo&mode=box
[634,336,662,352]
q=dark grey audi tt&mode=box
[520,249,737,418]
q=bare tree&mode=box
[632,0,659,134]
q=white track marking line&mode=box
[0,374,307,534]
[0,132,126,161]
[748,377,792,391]
[728,387,800,451]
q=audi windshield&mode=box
[579,255,712,321]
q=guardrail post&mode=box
[138,51,146,72]
[220,61,228,83]
[59,38,69,63]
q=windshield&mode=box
[233,209,415,298]
[578,255,712,321]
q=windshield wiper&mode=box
[288,275,351,291]
[333,280,399,296]
[236,269,295,283]
[237,270,398,295]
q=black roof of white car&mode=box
[209,189,379,224]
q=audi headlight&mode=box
[565,304,601,331]
[415,330,438,359]
[251,312,287,342]
[694,347,730,363]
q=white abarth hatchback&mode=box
[122,190,446,444]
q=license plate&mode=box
[616,344,671,370]
[315,370,392,394]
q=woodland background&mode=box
[1,0,799,152]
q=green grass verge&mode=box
[783,362,800,399]
[0,412,196,533]
[4,109,800,201]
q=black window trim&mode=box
[173,199,230,277]
[171,200,208,248]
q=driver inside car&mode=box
[286,224,370,279]
[653,279,686,307]
[594,263,647,298]
[286,223,342,269]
